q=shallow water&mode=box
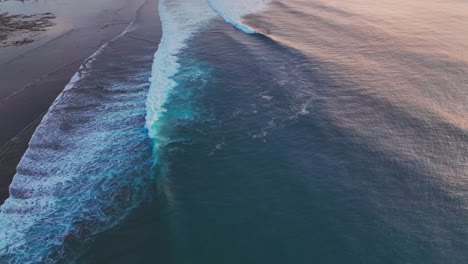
[0,0,141,63]
[0,0,160,262]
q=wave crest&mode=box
[145,0,215,141]
[208,0,274,34]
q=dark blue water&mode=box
[141,0,467,263]
[1,0,467,263]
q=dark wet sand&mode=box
[0,0,147,203]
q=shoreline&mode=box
[0,0,147,204]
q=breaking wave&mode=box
[146,0,274,140]
[145,0,215,141]
[0,8,157,263]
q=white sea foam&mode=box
[208,0,274,34]
[146,0,273,140]
[0,17,152,263]
[145,0,215,141]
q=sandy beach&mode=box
[0,0,147,203]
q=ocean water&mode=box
[1,0,468,263]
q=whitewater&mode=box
[145,0,273,139]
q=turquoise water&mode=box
[1,0,468,263]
